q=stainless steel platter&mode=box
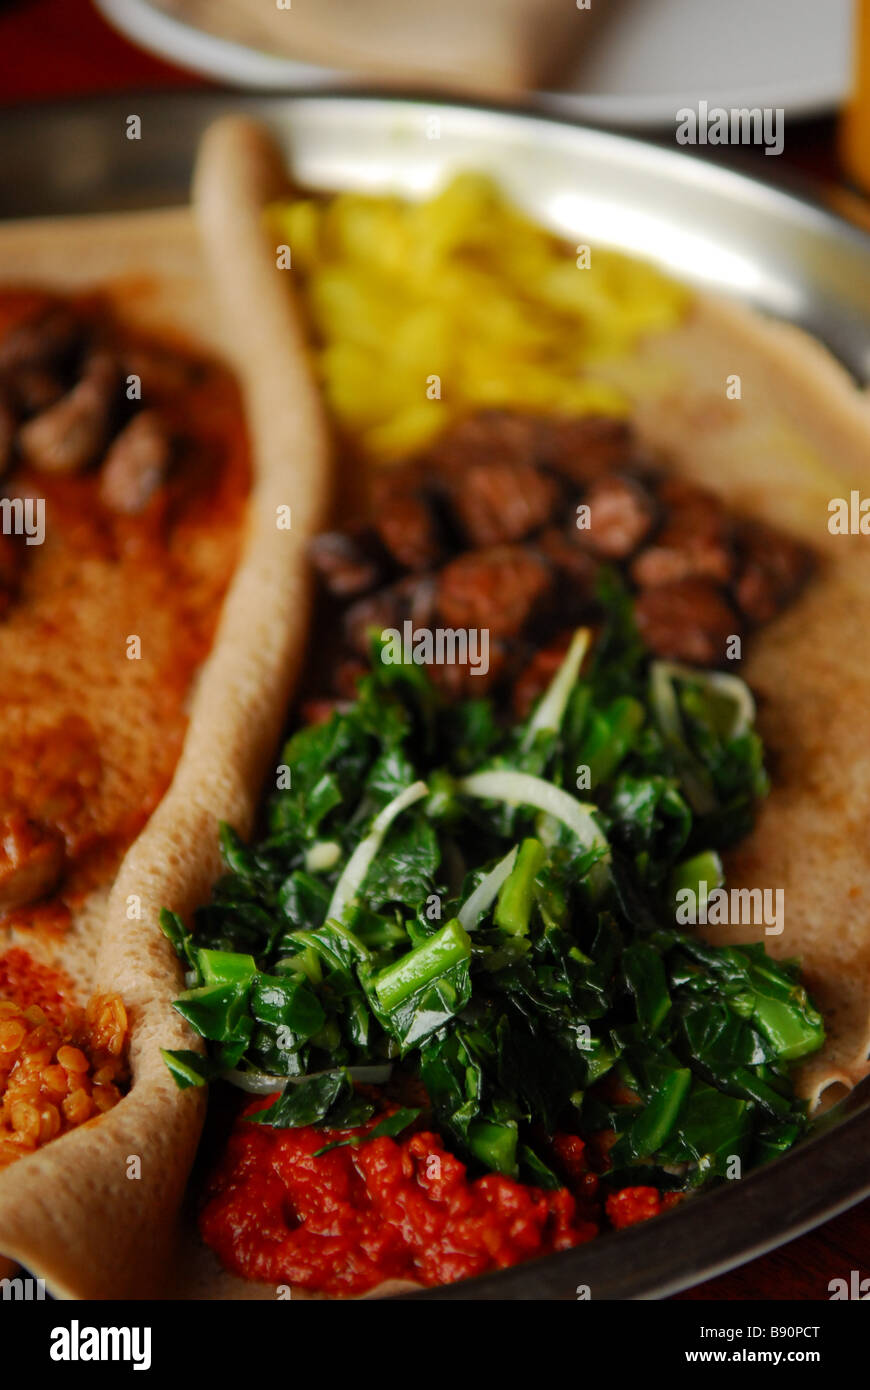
[1,90,869,1300]
[3,91,870,384]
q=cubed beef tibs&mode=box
[344,587,404,656]
[448,457,560,546]
[428,410,538,474]
[632,477,733,587]
[18,350,119,475]
[309,529,383,598]
[634,577,741,666]
[0,305,82,374]
[99,409,173,515]
[575,474,656,559]
[371,474,443,571]
[535,526,600,591]
[300,696,353,727]
[428,636,508,698]
[394,572,438,631]
[334,657,369,701]
[534,415,636,486]
[0,811,66,913]
[513,630,576,719]
[733,519,813,624]
[437,544,552,638]
[305,410,815,707]
[8,367,66,417]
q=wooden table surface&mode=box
[0,0,867,1302]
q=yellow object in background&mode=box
[269,175,688,466]
[841,0,870,191]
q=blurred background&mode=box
[0,9,835,142]
[0,0,868,202]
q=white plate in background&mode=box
[94,0,853,128]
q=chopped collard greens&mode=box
[162,577,823,1196]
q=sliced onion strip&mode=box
[457,845,519,931]
[460,770,607,853]
[327,779,429,924]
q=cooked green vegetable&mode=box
[494,839,546,936]
[161,576,823,1197]
[373,917,471,1011]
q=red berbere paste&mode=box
[606,1185,683,1230]
[0,947,73,1023]
[200,1097,599,1296]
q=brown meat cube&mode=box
[535,526,600,590]
[534,415,636,485]
[634,578,740,666]
[733,520,812,623]
[334,658,369,700]
[632,477,733,587]
[437,544,552,638]
[8,367,66,417]
[309,530,382,598]
[372,482,443,571]
[657,476,725,519]
[300,697,352,727]
[428,638,508,697]
[0,811,65,913]
[575,474,655,559]
[343,587,404,656]
[394,572,438,631]
[18,351,118,475]
[448,458,559,546]
[0,305,81,373]
[429,411,538,474]
[99,410,172,514]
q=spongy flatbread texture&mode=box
[0,183,330,1295]
[609,296,870,1105]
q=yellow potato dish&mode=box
[268,173,688,464]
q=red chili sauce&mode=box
[0,946,73,1022]
[200,1094,679,1295]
